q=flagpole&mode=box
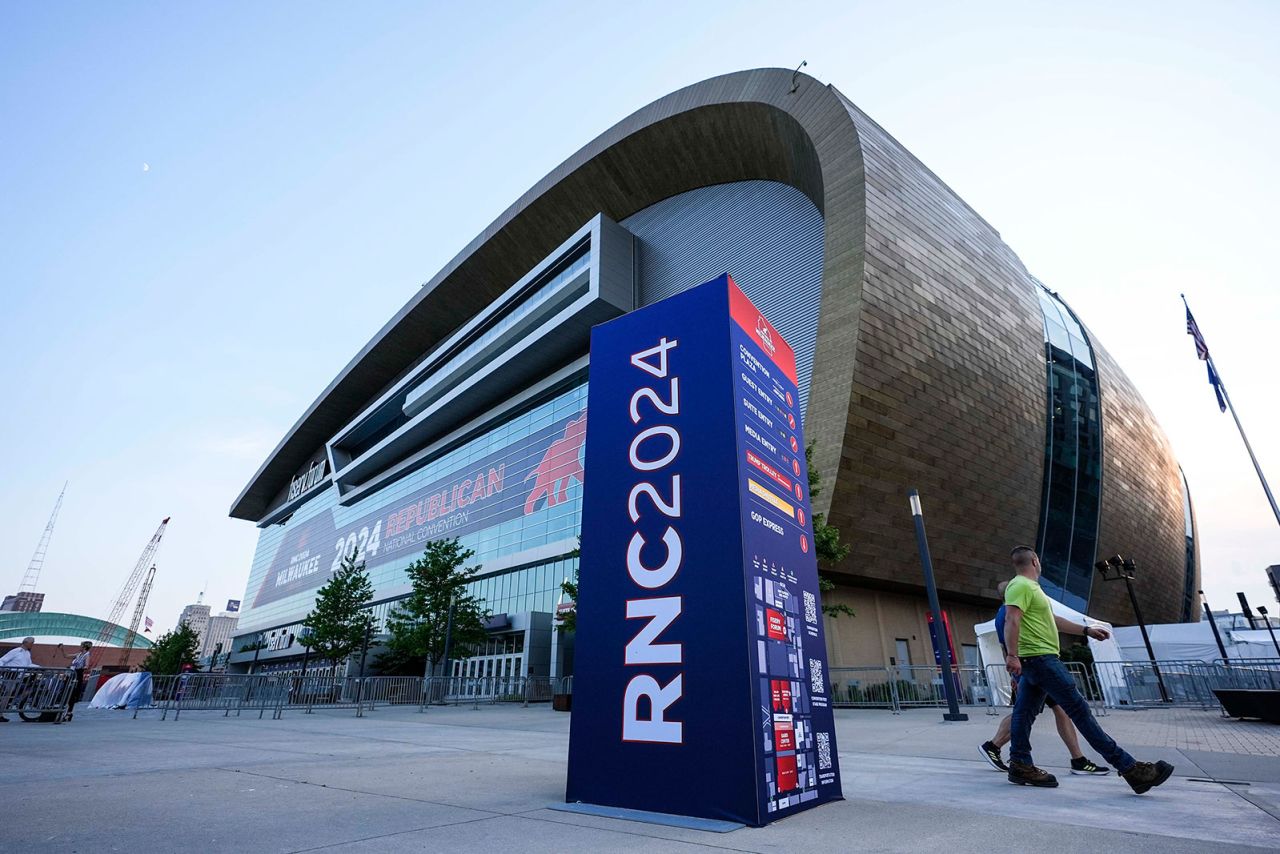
[1211,358,1280,527]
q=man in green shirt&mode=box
[1004,546,1174,794]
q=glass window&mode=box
[1034,285,1101,612]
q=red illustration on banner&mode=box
[525,414,587,514]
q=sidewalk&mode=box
[1,704,1277,852]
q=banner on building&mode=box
[566,274,842,826]
[226,599,241,613]
[250,408,586,609]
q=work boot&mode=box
[1121,760,1174,794]
[1008,761,1058,787]
[979,741,1008,771]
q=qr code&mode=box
[809,658,826,695]
[803,591,818,624]
[816,732,832,770]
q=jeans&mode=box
[1009,654,1134,773]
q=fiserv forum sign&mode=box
[567,274,842,826]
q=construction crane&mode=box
[9,482,67,611]
[91,517,170,670]
[119,564,158,667]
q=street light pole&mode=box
[250,632,264,675]
[1257,607,1280,658]
[1095,556,1170,702]
[1200,591,1229,661]
[439,597,456,680]
[907,489,967,722]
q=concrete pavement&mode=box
[1,704,1277,852]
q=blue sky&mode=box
[2,1,1277,630]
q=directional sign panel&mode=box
[566,274,842,826]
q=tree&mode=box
[556,571,579,634]
[554,538,581,635]
[378,538,490,676]
[140,622,202,674]
[806,442,856,619]
[302,550,376,666]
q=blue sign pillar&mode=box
[566,274,843,827]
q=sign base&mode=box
[548,803,745,833]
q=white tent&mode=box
[89,672,153,710]
[1111,622,1279,663]
[975,598,1122,708]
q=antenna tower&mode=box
[120,564,158,666]
[19,482,67,594]
[92,517,170,668]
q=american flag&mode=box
[1185,303,1209,360]
[144,616,154,633]
[1184,297,1226,413]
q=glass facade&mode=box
[237,381,586,634]
[233,179,827,660]
[1179,467,1197,622]
[464,556,579,619]
[1034,285,1102,612]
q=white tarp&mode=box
[1111,622,1279,663]
[88,672,153,709]
[975,598,1120,708]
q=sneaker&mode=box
[1008,761,1058,788]
[1070,756,1110,775]
[0,716,8,723]
[979,741,1008,772]
[1122,760,1174,794]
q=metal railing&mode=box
[1,666,78,722]
[141,673,577,720]
[829,666,990,713]
[156,673,292,720]
[982,661,1107,716]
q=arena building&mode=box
[227,68,1197,678]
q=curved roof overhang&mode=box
[231,67,867,521]
[0,611,152,648]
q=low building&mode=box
[0,611,153,672]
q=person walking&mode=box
[0,637,38,723]
[1003,546,1174,793]
[979,583,1109,776]
[55,641,93,720]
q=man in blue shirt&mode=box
[978,583,1109,776]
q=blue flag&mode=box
[1206,361,1227,413]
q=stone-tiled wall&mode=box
[816,89,1191,629]
[818,93,1046,607]
[1089,340,1195,624]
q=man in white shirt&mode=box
[0,636,36,668]
[0,637,38,722]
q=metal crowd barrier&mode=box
[1090,659,1221,709]
[416,675,569,709]
[829,665,990,714]
[982,661,1107,716]
[0,666,78,722]
[159,673,292,720]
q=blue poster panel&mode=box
[566,274,841,826]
